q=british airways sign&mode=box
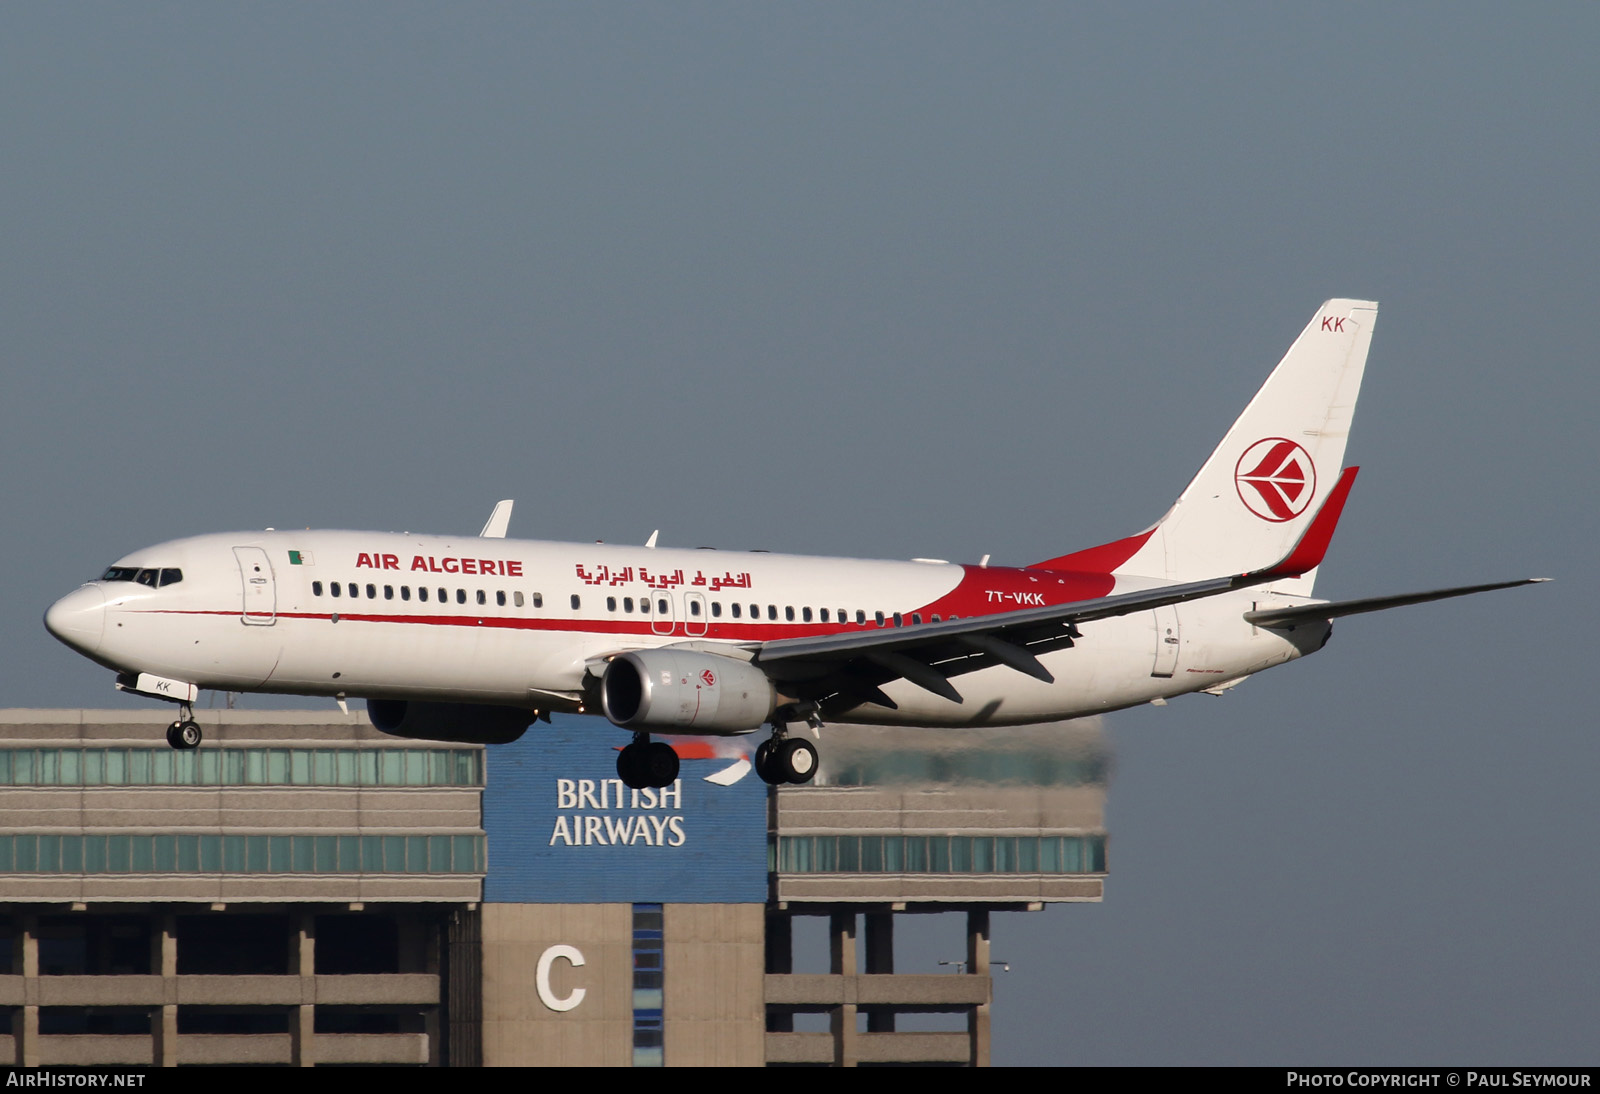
[482,717,769,903]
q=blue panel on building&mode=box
[483,717,769,902]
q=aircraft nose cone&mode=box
[45,585,106,655]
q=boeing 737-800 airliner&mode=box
[44,300,1541,789]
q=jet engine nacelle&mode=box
[366,699,535,744]
[600,650,776,735]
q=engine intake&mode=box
[601,650,775,735]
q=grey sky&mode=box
[3,4,1594,1064]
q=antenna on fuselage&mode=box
[479,500,514,538]
[645,530,659,549]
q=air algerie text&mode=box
[354,553,524,577]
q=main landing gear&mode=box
[754,705,822,785]
[754,735,817,785]
[165,703,202,750]
[617,734,680,790]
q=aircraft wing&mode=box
[754,468,1361,710]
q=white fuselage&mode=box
[46,529,1328,731]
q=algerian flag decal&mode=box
[288,551,314,566]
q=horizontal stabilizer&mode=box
[1244,578,1549,627]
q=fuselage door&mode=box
[650,592,676,636]
[234,547,277,626]
[1150,605,1179,678]
[682,592,708,637]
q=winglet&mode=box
[1240,466,1358,583]
[479,500,514,539]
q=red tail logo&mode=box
[1235,438,1317,522]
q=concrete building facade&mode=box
[0,709,1108,1066]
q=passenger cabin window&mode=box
[437,587,447,602]
[457,589,467,604]
[384,585,394,600]
[514,591,525,607]
[607,596,617,612]
[640,599,650,615]
[312,581,323,596]
[331,583,341,598]
[347,584,358,598]
[819,608,829,622]
[624,597,634,613]
[366,584,377,599]
[857,610,867,625]
[532,593,543,608]
[657,598,668,615]
[875,611,885,627]
[711,602,722,618]
[767,605,777,621]
[802,607,813,622]
[476,590,487,606]
[731,603,742,619]
[912,613,922,625]
[690,601,702,617]
[785,606,795,622]
[571,594,581,610]
[402,586,411,601]
[496,591,506,607]
[418,587,429,602]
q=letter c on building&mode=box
[535,944,587,1013]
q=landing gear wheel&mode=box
[777,738,818,784]
[166,720,202,750]
[617,742,648,789]
[644,742,680,788]
[754,738,782,785]
[617,739,680,789]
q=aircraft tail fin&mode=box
[1037,299,1377,596]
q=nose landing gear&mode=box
[165,703,202,750]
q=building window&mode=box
[632,903,664,1067]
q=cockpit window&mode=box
[101,566,183,587]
